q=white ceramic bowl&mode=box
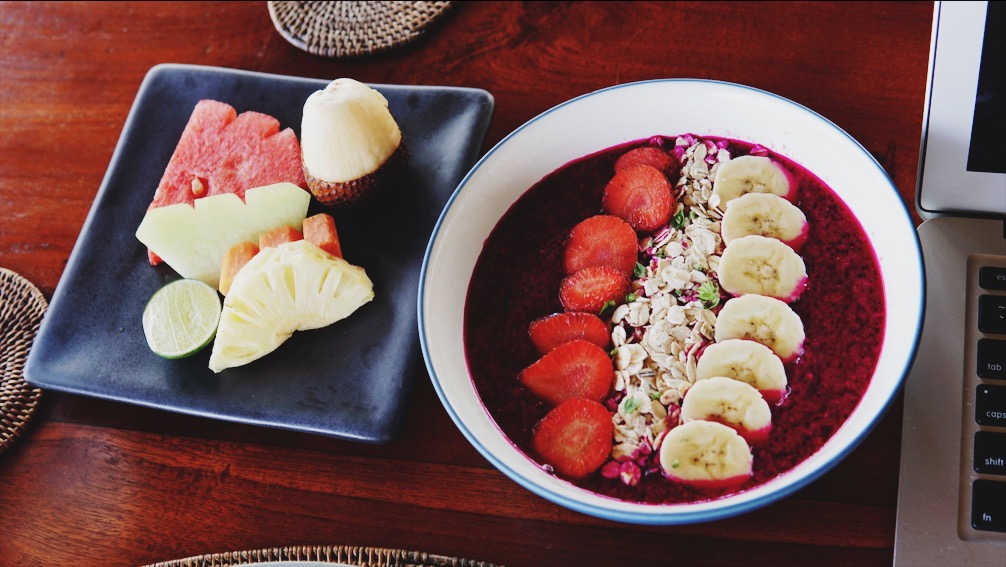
[418,79,923,524]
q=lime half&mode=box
[142,279,222,359]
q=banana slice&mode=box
[721,192,809,250]
[680,377,772,443]
[717,234,807,302]
[658,420,753,488]
[714,294,805,362]
[712,155,797,205]
[696,339,788,404]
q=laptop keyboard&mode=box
[964,260,1006,535]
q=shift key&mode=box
[974,431,1006,476]
[976,385,1006,427]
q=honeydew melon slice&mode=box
[135,182,310,288]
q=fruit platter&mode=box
[420,79,923,523]
[24,64,493,443]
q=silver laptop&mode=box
[893,1,1006,565]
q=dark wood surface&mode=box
[0,2,934,565]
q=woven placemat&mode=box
[0,268,46,453]
[145,544,501,567]
[267,1,456,58]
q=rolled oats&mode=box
[603,136,730,486]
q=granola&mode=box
[603,136,733,485]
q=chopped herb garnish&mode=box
[622,397,640,414]
[697,280,720,307]
[671,459,680,469]
[649,391,662,401]
[625,292,637,303]
[671,209,687,229]
[599,300,616,319]
[633,262,647,279]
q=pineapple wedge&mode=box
[208,240,374,373]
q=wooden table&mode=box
[0,2,934,565]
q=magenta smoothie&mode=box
[464,136,885,504]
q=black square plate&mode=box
[24,64,494,443]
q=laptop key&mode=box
[977,338,1006,379]
[975,384,1006,427]
[971,480,1006,532]
[979,266,1006,291]
[974,431,1006,476]
[978,295,1006,335]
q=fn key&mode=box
[972,480,1006,532]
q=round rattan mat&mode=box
[0,268,46,453]
[267,1,456,58]
[145,544,501,567]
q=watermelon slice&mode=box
[146,100,307,264]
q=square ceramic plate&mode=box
[24,64,494,443]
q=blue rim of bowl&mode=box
[418,78,925,524]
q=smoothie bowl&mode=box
[418,79,923,524]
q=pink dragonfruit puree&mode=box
[463,136,886,505]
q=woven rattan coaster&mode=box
[0,268,46,453]
[145,544,501,567]
[267,1,455,58]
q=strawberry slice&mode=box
[614,146,678,177]
[528,312,611,354]
[559,266,631,314]
[602,164,675,233]
[519,340,614,405]
[563,214,638,275]
[532,397,614,479]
